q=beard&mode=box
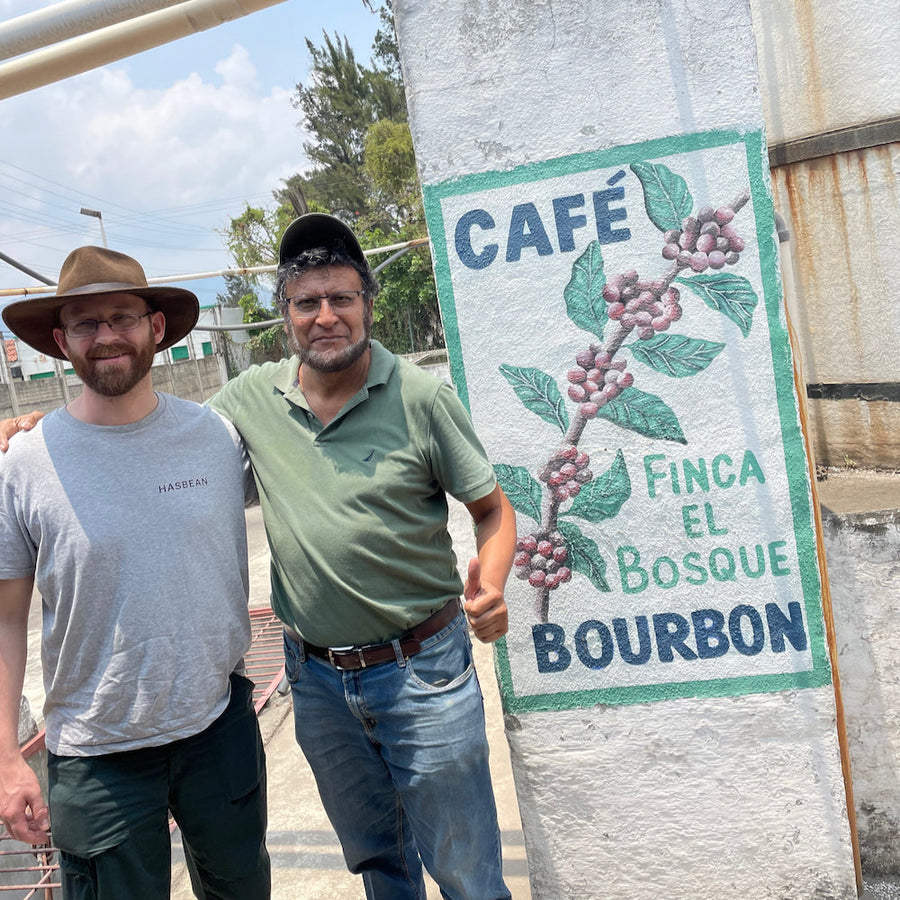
[69,338,156,397]
[288,318,372,373]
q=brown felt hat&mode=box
[1,245,200,360]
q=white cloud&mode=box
[0,42,308,297]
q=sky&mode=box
[0,0,382,316]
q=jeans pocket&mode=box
[407,624,474,691]
[283,632,302,684]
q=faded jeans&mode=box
[283,610,511,900]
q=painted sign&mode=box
[423,129,832,713]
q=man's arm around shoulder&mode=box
[0,412,43,452]
[463,485,516,643]
[0,577,50,844]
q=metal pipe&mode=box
[0,0,290,100]
[0,239,430,298]
[0,0,188,62]
[0,251,54,285]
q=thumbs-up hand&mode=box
[463,557,509,643]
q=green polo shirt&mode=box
[209,341,496,646]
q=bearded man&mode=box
[206,214,516,899]
[0,246,270,900]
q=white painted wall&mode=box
[506,693,851,897]
[394,0,857,895]
[749,0,900,144]
[401,0,762,184]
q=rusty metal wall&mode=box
[770,144,900,468]
[751,0,899,147]
[750,0,900,470]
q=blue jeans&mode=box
[284,610,510,900]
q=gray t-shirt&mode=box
[0,393,255,756]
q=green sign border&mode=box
[422,128,831,713]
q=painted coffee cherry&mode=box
[575,348,596,368]
[715,206,734,225]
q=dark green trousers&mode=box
[48,673,270,900]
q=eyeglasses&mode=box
[62,312,154,338]
[286,291,364,318]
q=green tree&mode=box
[216,272,258,310]
[364,119,421,230]
[363,228,443,355]
[218,220,286,366]
[290,31,405,225]
[225,204,294,269]
[222,3,444,358]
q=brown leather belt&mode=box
[285,598,462,671]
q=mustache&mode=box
[87,344,136,360]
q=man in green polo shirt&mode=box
[0,215,515,899]
[212,214,516,899]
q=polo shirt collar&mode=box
[268,340,396,409]
[268,357,299,396]
[365,340,396,388]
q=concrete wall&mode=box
[394,0,859,895]
[819,480,900,876]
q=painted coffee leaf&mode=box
[595,387,687,445]
[630,161,693,232]
[499,364,570,433]
[629,333,726,378]
[564,242,608,339]
[564,450,632,523]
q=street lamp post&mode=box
[79,207,108,248]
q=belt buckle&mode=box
[327,646,367,670]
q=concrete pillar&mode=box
[394,0,857,896]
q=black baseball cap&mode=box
[277,214,367,268]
